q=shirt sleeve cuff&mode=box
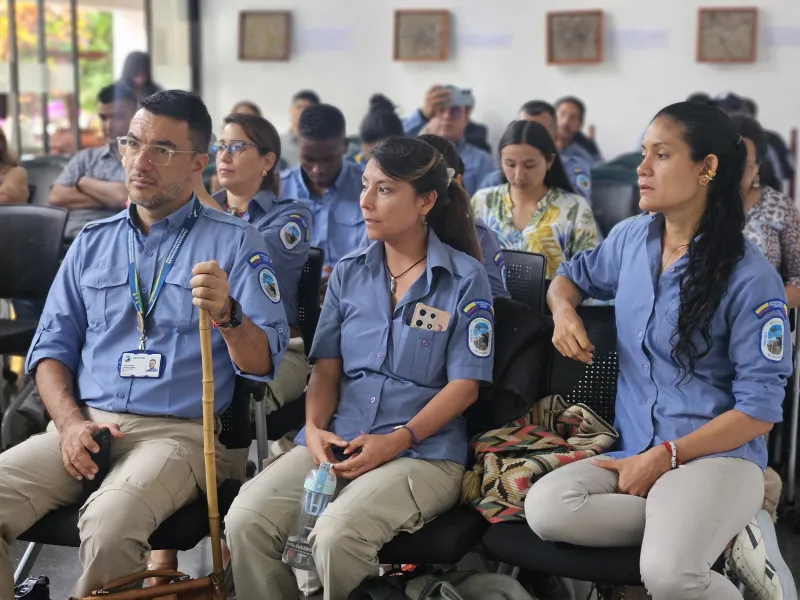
[25,328,79,375]
[235,325,287,382]
[447,364,493,384]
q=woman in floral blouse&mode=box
[471,120,599,279]
[733,115,800,308]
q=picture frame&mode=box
[238,11,292,61]
[697,7,758,63]
[393,10,449,62]
[546,10,604,66]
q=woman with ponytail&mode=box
[226,136,494,600]
[527,102,795,600]
[349,93,405,165]
[471,119,599,279]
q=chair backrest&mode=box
[297,247,324,352]
[590,179,641,237]
[0,205,68,299]
[545,305,618,423]
[218,377,255,450]
[27,184,36,204]
[604,152,642,171]
[503,250,546,314]
[21,156,71,206]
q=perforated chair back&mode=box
[503,250,546,314]
[0,205,68,299]
[20,156,70,205]
[546,305,618,423]
[590,179,641,238]
[218,377,255,450]
[297,247,324,352]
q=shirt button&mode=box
[360,429,366,434]
[116,392,125,399]
[422,340,429,346]
[638,331,643,338]
[646,398,653,405]
[141,287,148,294]
[377,353,383,359]
[670,267,675,272]
[370,397,376,403]
[644,364,650,371]
[278,327,285,334]
[146,251,154,257]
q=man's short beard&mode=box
[128,179,188,211]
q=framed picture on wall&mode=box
[238,11,292,61]
[546,10,604,65]
[697,7,758,63]
[393,10,449,62]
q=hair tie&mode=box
[446,167,456,186]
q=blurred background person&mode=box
[119,51,162,105]
[0,129,28,204]
[555,96,602,166]
[281,89,320,171]
[231,100,262,117]
[348,94,404,165]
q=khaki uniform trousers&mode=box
[225,445,464,600]
[264,337,309,414]
[0,407,232,600]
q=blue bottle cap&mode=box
[303,462,336,495]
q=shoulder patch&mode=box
[575,174,591,190]
[493,251,504,267]
[754,299,788,319]
[467,317,493,358]
[280,221,303,250]
[259,268,281,303]
[248,252,273,270]
[761,317,785,362]
[463,299,494,318]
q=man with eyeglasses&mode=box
[50,83,138,240]
[402,85,495,195]
[0,90,289,599]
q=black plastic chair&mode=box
[589,178,641,237]
[13,376,255,586]
[480,305,646,588]
[253,247,324,466]
[503,250,547,313]
[0,206,68,359]
[26,184,36,204]
[20,156,71,206]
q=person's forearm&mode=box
[34,358,85,431]
[785,284,800,309]
[0,189,26,204]
[547,275,583,315]
[77,177,128,208]
[305,360,341,431]
[404,379,478,445]
[219,317,272,376]
[675,409,773,463]
[50,186,104,209]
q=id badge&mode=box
[118,351,165,379]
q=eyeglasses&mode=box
[117,136,197,167]
[211,141,260,160]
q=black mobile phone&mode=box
[82,428,111,497]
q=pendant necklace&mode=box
[386,256,426,293]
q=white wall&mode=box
[200,0,800,161]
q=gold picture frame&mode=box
[238,11,292,61]
[393,10,449,62]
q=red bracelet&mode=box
[661,441,680,469]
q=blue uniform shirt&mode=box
[475,218,509,298]
[26,198,290,418]
[296,231,495,466]
[557,213,791,469]
[213,189,311,326]
[279,161,365,269]
[561,141,598,168]
[479,153,593,202]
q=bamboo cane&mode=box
[199,310,223,578]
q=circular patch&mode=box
[761,317,784,362]
[259,268,281,303]
[468,317,492,358]
[280,221,302,250]
[576,174,591,190]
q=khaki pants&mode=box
[526,456,763,600]
[264,337,309,414]
[225,445,464,600]
[0,407,231,600]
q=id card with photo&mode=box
[410,303,451,332]
[118,351,165,379]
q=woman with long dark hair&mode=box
[471,120,599,279]
[226,137,494,600]
[349,94,405,165]
[526,102,795,600]
[120,51,162,104]
[0,128,28,204]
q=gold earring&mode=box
[419,214,428,229]
[261,170,268,176]
[699,169,716,186]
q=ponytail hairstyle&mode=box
[360,94,404,145]
[368,136,482,261]
[417,133,465,177]
[222,112,282,195]
[498,120,574,193]
[654,101,747,381]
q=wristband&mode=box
[661,440,679,469]
[394,425,418,448]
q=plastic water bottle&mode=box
[282,462,337,570]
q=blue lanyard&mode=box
[128,199,201,349]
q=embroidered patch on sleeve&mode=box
[468,317,493,358]
[576,174,591,190]
[259,268,281,303]
[280,222,303,250]
[462,299,494,318]
[247,252,273,270]
[761,317,785,362]
[754,299,788,319]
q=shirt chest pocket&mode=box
[331,203,364,247]
[80,267,129,331]
[390,322,450,387]
[160,268,196,334]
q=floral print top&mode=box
[470,184,599,279]
[744,186,800,288]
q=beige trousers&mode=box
[0,407,231,600]
[225,445,464,600]
[264,337,309,414]
[526,456,764,600]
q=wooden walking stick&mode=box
[75,310,230,599]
